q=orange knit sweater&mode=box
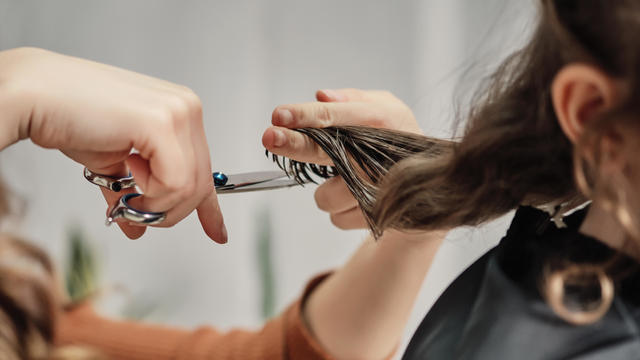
[56,275,335,360]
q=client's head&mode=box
[271,0,640,325]
[375,0,640,239]
[274,1,640,242]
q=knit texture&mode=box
[55,274,334,360]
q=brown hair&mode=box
[374,0,629,232]
[269,127,452,235]
[274,1,640,237]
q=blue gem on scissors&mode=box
[213,172,229,186]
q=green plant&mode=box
[65,225,98,303]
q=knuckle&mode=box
[163,95,191,127]
[161,173,187,193]
[314,104,333,126]
[150,108,176,136]
[168,94,189,115]
[181,88,203,118]
[164,180,183,195]
[288,133,307,155]
[288,131,301,150]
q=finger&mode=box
[316,88,398,103]
[196,191,227,244]
[80,159,147,240]
[314,177,358,214]
[145,132,188,197]
[116,221,146,239]
[190,113,226,243]
[109,93,211,237]
[315,89,348,102]
[126,153,150,188]
[262,126,332,165]
[131,113,194,212]
[132,97,209,228]
[272,101,390,129]
[124,153,186,227]
[99,187,147,239]
[142,99,226,244]
[329,206,368,230]
[63,149,131,173]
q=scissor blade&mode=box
[217,178,311,194]
[217,170,288,188]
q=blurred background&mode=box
[0,0,534,357]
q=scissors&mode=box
[83,167,312,226]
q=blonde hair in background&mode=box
[0,175,104,359]
[0,234,105,359]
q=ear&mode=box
[551,64,620,144]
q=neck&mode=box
[580,200,638,258]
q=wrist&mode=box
[376,229,447,255]
[0,48,39,150]
[370,229,446,278]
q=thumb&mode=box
[125,154,150,192]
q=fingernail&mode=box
[320,89,346,101]
[220,223,228,244]
[273,128,286,147]
[276,109,293,126]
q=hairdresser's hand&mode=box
[0,47,226,243]
[262,88,421,230]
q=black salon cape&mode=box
[403,206,640,359]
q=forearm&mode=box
[57,287,332,360]
[304,230,446,360]
[0,47,34,150]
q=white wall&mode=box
[0,0,535,356]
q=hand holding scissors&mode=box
[0,48,226,243]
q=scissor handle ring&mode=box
[107,193,166,226]
[84,168,136,192]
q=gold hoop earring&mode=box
[545,265,614,325]
[574,148,640,246]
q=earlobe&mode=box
[551,64,619,144]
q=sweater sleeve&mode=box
[55,273,334,360]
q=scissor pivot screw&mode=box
[213,172,228,186]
